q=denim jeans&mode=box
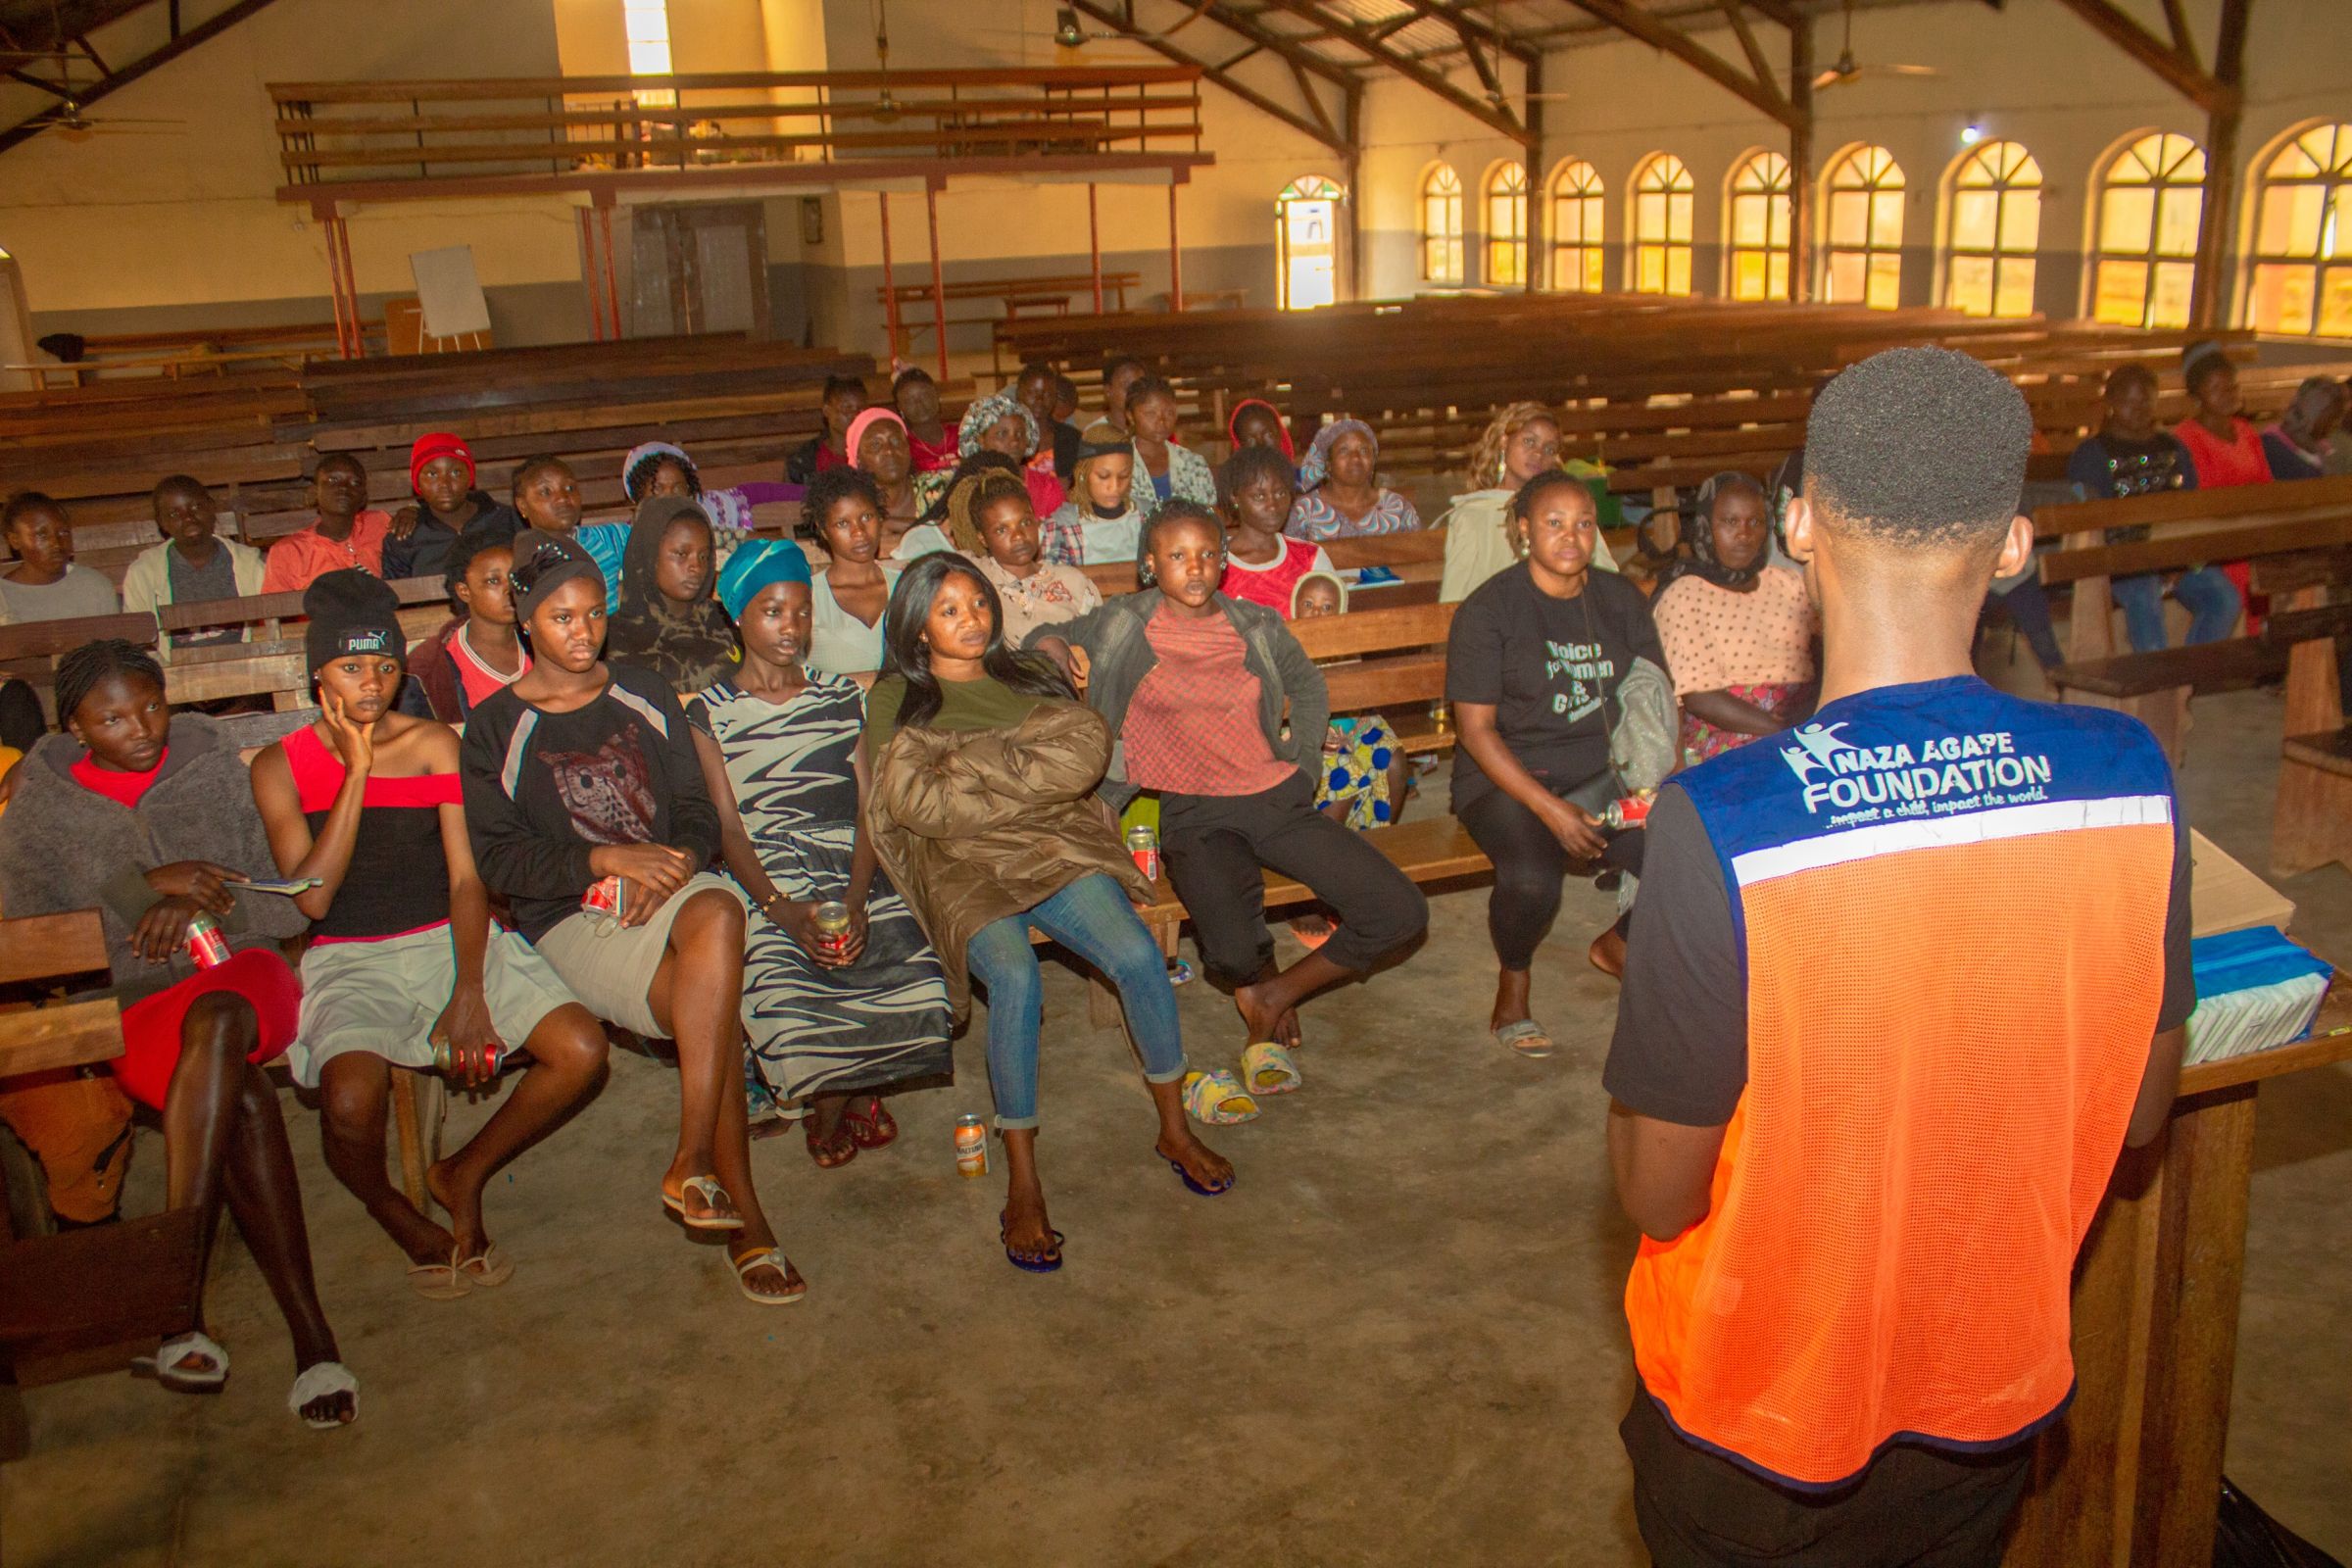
[2113,567,2242,652]
[963,872,1187,1130]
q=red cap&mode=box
[409,431,473,495]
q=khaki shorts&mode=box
[287,924,579,1087]
[533,872,745,1039]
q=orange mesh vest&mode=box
[1627,678,2176,1489]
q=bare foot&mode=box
[424,1156,486,1260]
[1233,979,1303,1050]
[1155,1129,1234,1193]
[1589,927,1627,978]
[999,1185,1058,1264]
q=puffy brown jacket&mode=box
[866,699,1150,1019]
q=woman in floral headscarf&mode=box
[1287,418,1420,542]
[938,391,1065,525]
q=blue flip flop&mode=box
[1001,1226,1065,1273]
[1168,1157,1234,1198]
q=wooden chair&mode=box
[0,910,206,1468]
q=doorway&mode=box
[1277,175,1346,311]
[630,203,771,337]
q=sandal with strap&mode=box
[1493,1018,1554,1059]
[1240,1040,1302,1096]
[805,1117,858,1169]
[662,1175,744,1231]
[287,1361,359,1431]
[456,1244,514,1289]
[730,1246,808,1306]
[1000,1222,1066,1274]
[1182,1069,1260,1126]
[134,1330,228,1393]
[407,1249,470,1300]
[842,1098,898,1150]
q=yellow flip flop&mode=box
[1240,1040,1302,1095]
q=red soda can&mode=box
[1600,793,1653,831]
[1126,824,1161,882]
[582,874,626,933]
[434,1038,505,1077]
[185,911,230,968]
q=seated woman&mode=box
[692,541,953,1168]
[621,440,796,555]
[1289,419,1420,541]
[1029,503,1429,1092]
[460,531,802,1305]
[252,571,609,1297]
[894,368,957,473]
[865,556,1233,1271]
[1228,398,1295,466]
[607,496,739,696]
[383,432,520,583]
[1218,446,1333,615]
[1126,376,1216,518]
[943,391,1064,524]
[1290,570,1407,830]
[0,640,352,1428]
[786,374,865,485]
[1447,473,1671,1056]
[511,455,628,597]
[1040,422,1144,568]
[800,468,900,680]
[1438,403,1617,604]
[1650,472,1815,760]
[2262,375,2347,481]
[845,409,949,561]
[948,470,1102,647]
[400,531,530,723]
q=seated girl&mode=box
[1290,419,1420,541]
[799,467,900,679]
[460,530,802,1305]
[0,640,352,1428]
[787,373,865,485]
[864,556,1234,1272]
[893,368,958,473]
[400,531,529,723]
[691,541,953,1168]
[1125,376,1216,517]
[844,409,949,560]
[1028,503,1428,1094]
[607,495,739,696]
[0,491,121,623]
[948,470,1102,648]
[510,454,629,597]
[1290,570,1407,830]
[621,440,796,554]
[1040,421,1144,568]
[1217,446,1333,615]
[1228,397,1296,465]
[252,571,609,1298]
[1650,471,1815,760]
[1446,473,1671,1057]
[1438,403,1617,604]
[383,432,520,583]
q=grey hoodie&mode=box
[0,712,307,1002]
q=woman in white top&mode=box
[800,468,900,679]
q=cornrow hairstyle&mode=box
[1802,346,2030,549]
[917,450,1022,525]
[1467,402,1558,489]
[798,465,885,543]
[55,638,164,727]
[624,448,701,505]
[945,469,1032,556]
[442,525,513,603]
[1138,498,1225,586]
[1217,442,1297,512]
[2,490,64,536]
[1509,468,1592,523]
[510,454,572,502]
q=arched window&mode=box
[1726,150,1793,301]
[1944,139,2042,318]
[1631,153,1694,296]
[2247,122,2352,338]
[1548,160,1605,293]
[1276,174,1345,311]
[1485,163,1529,287]
[1823,145,1906,310]
[2091,132,2206,329]
[1421,164,1463,285]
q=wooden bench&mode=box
[878,271,1140,364]
[0,911,206,1472]
[2264,595,2352,878]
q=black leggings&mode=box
[1458,782,1644,970]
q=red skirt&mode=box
[114,948,303,1109]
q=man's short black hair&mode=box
[1802,347,2029,549]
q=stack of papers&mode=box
[2183,927,2334,1066]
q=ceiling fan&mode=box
[1055,0,1218,51]
[1813,0,1940,90]
[6,5,182,137]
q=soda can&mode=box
[185,912,230,969]
[1125,824,1161,882]
[811,900,852,956]
[954,1113,989,1178]
[1600,792,1655,831]
[434,1038,505,1078]
[581,874,625,934]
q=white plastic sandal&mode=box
[134,1330,228,1392]
[287,1361,359,1430]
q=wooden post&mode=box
[2189,0,2252,329]
[924,178,948,381]
[1788,16,1815,304]
[577,211,604,341]
[1523,56,1543,294]
[1168,179,1185,312]
[598,202,621,340]
[1089,183,1103,314]
[878,191,901,366]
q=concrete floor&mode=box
[7,662,2349,1567]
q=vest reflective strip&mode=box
[1730,795,2174,889]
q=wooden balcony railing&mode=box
[269,68,1204,184]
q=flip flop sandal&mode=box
[456,1244,514,1289]
[1182,1069,1260,1127]
[1001,1225,1066,1274]
[843,1099,899,1150]
[805,1118,858,1169]
[662,1175,744,1231]
[1167,1157,1235,1197]
[1240,1040,1302,1096]
[287,1361,359,1431]
[1493,1019,1555,1059]
[134,1330,228,1392]
[730,1247,808,1306]
[407,1250,470,1300]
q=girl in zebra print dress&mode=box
[690,542,953,1168]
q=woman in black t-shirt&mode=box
[1446,473,1667,1058]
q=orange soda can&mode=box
[954,1114,989,1178]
